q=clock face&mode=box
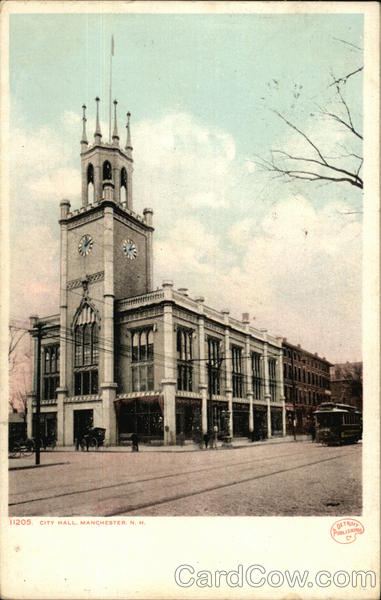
[78,234,93,256]
[123,239,137,260]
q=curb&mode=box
[9,461,70,472]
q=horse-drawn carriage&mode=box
[78,427,106,451]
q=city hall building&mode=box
[27,98,286,446]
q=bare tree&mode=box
[254,65,363,191]
[8,325,27,373]
[9,323,31,413]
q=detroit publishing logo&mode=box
[330,518,364,544]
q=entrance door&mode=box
[73,409,93,444]
[253,408,267,440]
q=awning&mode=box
[114,395,164,415]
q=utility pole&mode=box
[291,349,296,441]
[35,323,42,465]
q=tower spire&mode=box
[81,104,88,149]
[125,112,133,157]
[112,99,119,145]
[94,97,102,143]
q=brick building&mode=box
[27,98,286,446]
[282,340,332,434]
[330,362,362,410]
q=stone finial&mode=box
[143,208,153,227]
[125,111,133,156]
[29,315,39,327]
[81,104,88,148]
[60,199,71,219]
[112,99,119,145]
[94,97,102,143]
[102,180,115,202]
[162,279,174,288]
[242,312,250,324]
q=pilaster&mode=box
[58,200,70,444]
[101,383,118,445]
[103,201,115,385]
[222,310,233,439]
[262,331,272,439]
[277,343,286,437]
[244,318,254,434]
[162,281,176,444]
[196,297,208,434]
[143,208,154,292]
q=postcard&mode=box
[1,1,379,599]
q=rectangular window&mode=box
[131,328,155,392]
[251,352,262,400]
[232,345,243,398]
[177,328,193,392]
[207,337,221,395]
[74,370,98,396]
[74,372,81,396]
[91,370,98,394]
[43,344,60,399]
[268,358,277,402]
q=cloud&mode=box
[154,195,361,361]
[9,111,361,362]
[10,224,59,319]
[133,113,238,223]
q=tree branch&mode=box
[328,66,363,87]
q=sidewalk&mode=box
[9,435,312,469]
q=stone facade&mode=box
[27,98,286,446]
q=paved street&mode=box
[9,441,361,516]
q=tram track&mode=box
[9,447,312,507]
[105,451,358,516]
[9,446,358,510]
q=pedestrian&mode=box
[131,433,139,452]
[212,424,218,449]
[310,418,316,442]
[203,432,210,449]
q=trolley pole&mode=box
[35,323,42,466]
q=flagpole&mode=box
[109,36,113,143]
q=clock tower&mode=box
[56,97,154,445]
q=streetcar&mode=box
[314,402,362,445]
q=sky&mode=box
[8,10,364,373]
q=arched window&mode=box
[51,348,56,374]
[147,329,154,360]
[103,160,112,180]
[73,303,99,396]
[45,349,51,374]
[132,332,139,362]
[87,163,94,203]
[87,163,94,183]
[140,330,147,361]
[120,167,127,203]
